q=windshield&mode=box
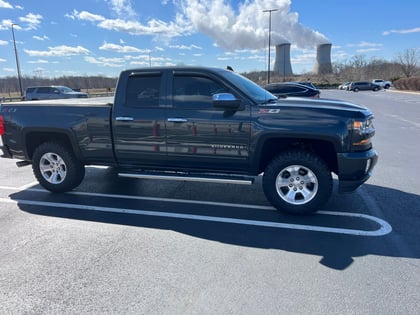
[59,86,75,93]
[219,70,277,104]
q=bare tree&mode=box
[396,48,420,78]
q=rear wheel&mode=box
[32,142,85,192]
[263,150,332,214]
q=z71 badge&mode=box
[259,109,280,114]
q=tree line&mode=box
[2,48,419,95]
[246,48,420,90]
[0,75,117,96]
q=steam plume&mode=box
[179,0,329,50]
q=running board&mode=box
[118,171,255,185]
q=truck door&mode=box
[112,71,167,167]
[165,71,251,171]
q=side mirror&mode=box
[212,93,242,110]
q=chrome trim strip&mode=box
[118,173,254,185]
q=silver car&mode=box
[24,86,88,100]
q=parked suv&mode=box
[372,79,392,89]
[348,81,381,92]
[24,86,88,100]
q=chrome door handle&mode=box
[167,118,188,123]
[115,116,134,121]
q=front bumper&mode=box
[337,149,378,193]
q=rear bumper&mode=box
[0,142,13,158]
[337,149,378,193]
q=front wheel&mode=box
[263,151,332,214]
[32,142,85,192]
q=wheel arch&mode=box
[254,136,338,175]
[24,129,82,162]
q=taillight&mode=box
[0,115,4,135]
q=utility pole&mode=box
[11,23,23,98]
[263,9,278,84]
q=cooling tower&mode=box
[314,43,333,75]
[273,43,293,77]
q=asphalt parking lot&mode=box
[1,89,419,314]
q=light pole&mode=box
[11,23,23,97]
[263,9,278,84]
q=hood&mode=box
[273,97,368,112]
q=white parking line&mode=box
[0,186,276,211]
[0,194,392,237]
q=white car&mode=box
[338,82,351,90]
[372,79,392,89]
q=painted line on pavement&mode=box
[0,195,392,237]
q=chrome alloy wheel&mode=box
[39,152,67,184]
[275,164,318,205]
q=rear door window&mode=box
[125,74,162,108]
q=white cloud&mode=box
[33,35,49,41]
[0,40,8,45]
[99,42,145,53]
[0,0,13,9]
[67,9,192,38]
[348,42,383,48]
[0,19,14,30]
[65,0,328,50]
[0,58,6,62]
[28,59,49,64]
[85,56,125,67]
[24,45,90,57]
[383,27,420,36]
[19,13,43,30]
[97,17,190,37]
[74,10,105,22]
[356,48,382,53]
[106,0,136,18]
[169,44,202,50]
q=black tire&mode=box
[353,87,359,92]
[32,142,85,193]
[373,87,379,91]
[262,150,332,215]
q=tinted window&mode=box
[288,86,305,93]
[266,84,304,93]
[37,87,51,93]
[173,75,227,108]
[125,74,161,108]
[25,87,36,93]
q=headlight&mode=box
[351,117,375,148]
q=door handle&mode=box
[167,118,188,123]
[115,116,134,121]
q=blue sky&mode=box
[0,0,419,78]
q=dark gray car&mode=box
[348,81,381,92]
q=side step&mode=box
[118,171,255,185]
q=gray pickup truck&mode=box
[0,67,378,214]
